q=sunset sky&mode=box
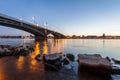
[1,0,120,36]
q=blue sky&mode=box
[1,0,120,36]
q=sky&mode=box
[1,0,120,36]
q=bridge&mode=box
[0,13,65,39]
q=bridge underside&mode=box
[0,14,66,39]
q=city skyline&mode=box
[1,0,120,36]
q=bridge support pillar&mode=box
[35,36,47,40]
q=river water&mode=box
[1,39,120,59]
[0,38,120,80]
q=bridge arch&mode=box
[0,13,65,39]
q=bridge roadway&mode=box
[0,13,65,39]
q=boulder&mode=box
[78,54,112,77]
[105,56,111,62]
[62,58,70,65]
[111,66,120,74]
[43,53,62,71]
[35,54,41,62]
[111,58,120,64]
[66,53,75,61]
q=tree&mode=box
[102,33,105,39]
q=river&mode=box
[1,39,120,59]
[0,38,120,80]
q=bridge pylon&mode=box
[35,35,47,40]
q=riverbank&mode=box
[0,56,113,80]
[0,47,114,80]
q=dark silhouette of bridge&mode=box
[0,13,65,39]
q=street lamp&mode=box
[19,17,23,21]
[44,22,48,34]
[32,16,39,28]
[32,16,35,24]
[19,17,23,26]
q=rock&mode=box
[0,45,33,57]
[44,63,59,71]
[66,53,75,61]
[78,54,112,77]
[35,54,41,62]
[105,56,111,62]
[111,66,120,74]
[54,60,62,67]
[111,58,120,64]
[0,45,13,56]
[44,53,62,61]
[43,53,62,71]
[62,58,70,65]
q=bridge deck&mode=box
[0,13,65,38]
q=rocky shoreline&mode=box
[0,45,120,79]
[0,45,34,57]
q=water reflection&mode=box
[30,41,40,66]
[49,39,67,53]
[50,39,61,53]
[34,41,40,56]
[43,40,48,54]
[16,56,25,71]
[33,39,67,54]
[1,39,120,80]
[0,65,5,80]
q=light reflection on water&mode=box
[43,40,48,54]
[0,63,5,80]
[1,39,120,80]
[0,39,120,59]
[16,56,25,71]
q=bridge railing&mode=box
[0,13,46,29]
[0,13,36,26]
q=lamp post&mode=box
[44,22,48,34]
[19,17,23,26]
[44,22,48,39]
[32,16,39,28]
[19,17,23,21]
[32,16,35,24]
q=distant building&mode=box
[66,35,71,39]
[102,33,106,39]
[86,35,97,39]
[82,35,85,38]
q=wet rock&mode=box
[111,66,120,74]
[105,56,111,62]
[62,58,70,65]
[66,53,75,61]
[44,63,59,71]
[35,54,41,62]
[0,45,13,56]
[43,53,62,71]
[78,54,112,77]
[112,58,120,64]
[0,45,34,58]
